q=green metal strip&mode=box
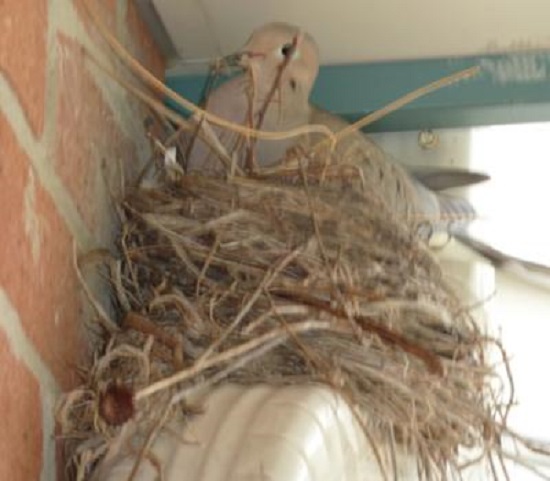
[165,52,550,132]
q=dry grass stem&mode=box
[81,0,335,144]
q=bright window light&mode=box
[469,122,550,267]
[469,122,550,480]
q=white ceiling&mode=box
[151,0,550,74]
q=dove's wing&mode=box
[407,167,489,191]
[185,77,249,173]
[310,107,437,223]
[187,75,312,173]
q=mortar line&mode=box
[0,289,60,481]
[0,75,96,250]
[52,0,153,164]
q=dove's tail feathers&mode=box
[436,193,477,231]
[454,231,550,281]
[410,167,490,191]
[453,232,507,267]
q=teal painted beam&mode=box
[165,52,550,132]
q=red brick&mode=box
[0,113,86,389]
[127,0,165,79]
[55,34,138,238]
[0,0,48,136]
[0,330,43,481]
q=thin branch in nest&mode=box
[122,312,183,369]
[285,289,444,376]
[352,404,392,481]
[83,49,236,173]
[243,32,304,172]
[243,303,318,335]
[298,158,330,266]
[169,329,299,406]
[135,320,337,401]
[264,293,339,381]
[297,160,368,346]
[168,238,204,280]
[196,244,305,362]
[500,451,550,481]
[182,116,205,172]
[149,291,207,334]
[108,258,131,313]
[92,343,152,392]
[485,336,515,424]
[334,66,479,142]
[180,63,225,170]
[256,65,481,176]
[120,223,141,300]
[254,33,300,130]
[126,399,173,481]
[195,235,221,296]
[73,243,119,334]
[188,114,243,174]
[243,63,258,172]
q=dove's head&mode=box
[236,22,320,102]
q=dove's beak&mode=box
[221,50,265,69]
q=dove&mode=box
[186,23,318,172]
[186,22,481,236]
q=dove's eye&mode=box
[280,42,294,58]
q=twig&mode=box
[335,66,480,142]
[127,400,172,481]
[150,291,207,331]
[258,66,480,175]
[83,49,237,173]
[169,333,291,405]
[196,245,304,362]
[277,289,444,376]
[73,243,119,333]
[244,32,304,171]
[195,236,220,296]
[135,320,337,400]
[123,312,183,368]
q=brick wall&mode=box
[0,1,165,479]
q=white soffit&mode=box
[148,0,550,74]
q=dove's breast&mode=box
[187,76,311,172]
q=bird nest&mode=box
[56,157,518,480]
[55,3,541,479]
